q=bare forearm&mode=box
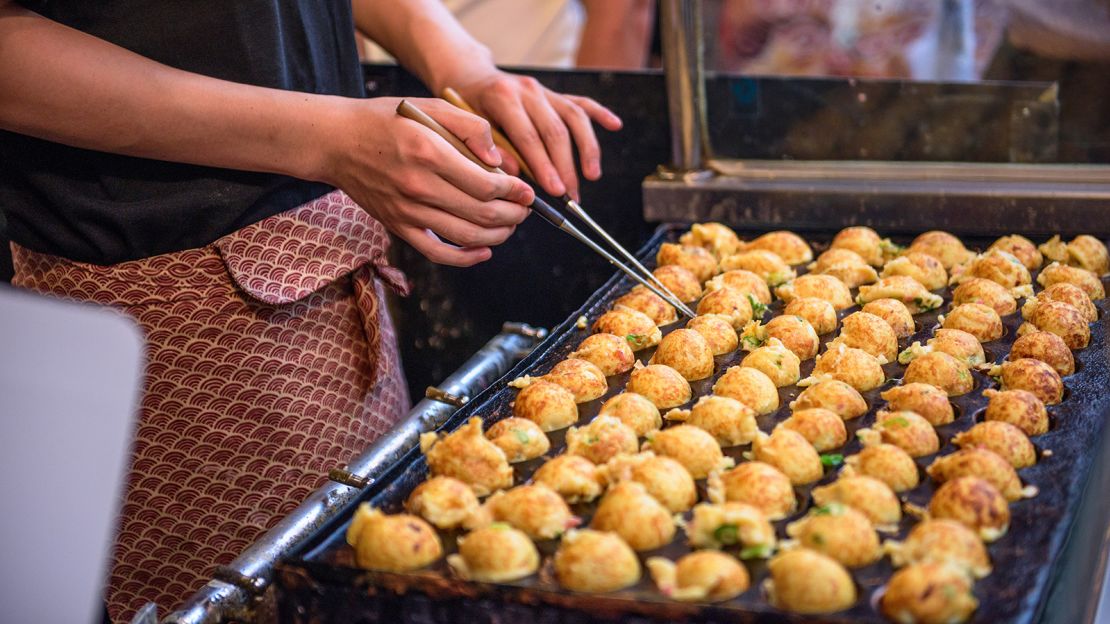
[576,0,655,69]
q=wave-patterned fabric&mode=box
[11,190,410,622]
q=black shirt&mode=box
[0,1,364,265]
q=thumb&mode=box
[426,102,502,169]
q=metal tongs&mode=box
[396,99,695,318]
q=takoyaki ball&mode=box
[543,358,607,403]
[649,328,715,381]
[862,298,916,338]
[810,247,869,272]
[952,277,1018,316]
[1039,234,1069,265]
[486,417,550,463]
[643,424,733,479]
[813,260,880,289]
[882,563,978,624]
[861,276,946,315]
[686,501,777,551]
[1025,282,1097,322]
[1010,330,1075,377]
[807,345,886,393]
[743,230,814,265]
[627,364,693,410]
[565,416,639,465]
[568,333,635,376]
[533,454,606,503]
[590,480,676,551]
[346,505,442,571]
[865,410,940,458]
[992,358,1064,405]
[405,476,482,530]
[679,222,742,259]
[1043,234,1110,275]
[909,230,976,270]
[718,250,796,286]
[928,476,1010,542]
[512,380,578,432]
[1019,300,1090,350]
[448,525,539,583]
[710,461,797,520]
[786,504,881,568]
[880,383,954,426]
[812,475,902,527]
[696,285,755,329]
[420,417,513,496]
[831,225,886,266]
[903,351,974,397]
[766,549,857,614]
[990,234,1042,270]
[741,338,802,387]
[685,314,739,356]
[704,269,772,305]
[604,452,697,513]
[657,242,717,282]
[713,366,780,415]
[1038,261,1105,300]
[927,448,1031,502]
[951,421,1037,469]
[750,429,823,485]
[941,303,1003,343]
[554,529,641,593]
[791,379,869,420]
[835,311,899,362]
[982,388,1049,436]
[652,264,703,303]
[646,551,750,602]
[763,314,821,360]
[592,307,661,351]
[776,408,847,452]
[613,286,677,326]
[881,252,948,291]
[785,297,839,335]
[598,392,662,437]
[925,328,987,367]
[887,519,991,578]
[482,484,578,540]
[665,394,758,447]
[776,274,854,310]
[843,444,920,492]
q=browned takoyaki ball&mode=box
[718,250,796,285]
[865,410,940,458]
[1038,262,1105,300]
[810,249,880,288]
[743,230,814,265]
[1027,282,1098,323]
[880,383,954,426]
[807,344,886,393]
[512,380,578,432]
[887,519,991,578]
[992,358,1064,405]
[924,328,988,367]
[679,222,742,259]
[982,388,1049,436]
[542,358,607,403]
[532,454,606,503]
[990,234,1042,270]
[750,429,824,485]
[786,504,881,568]
[554,529,641,593]
[881,563,979,624]
[709,461,797,520]
[766,549,857,614]
[565,416,639,465]
[448,524,540,583]
[713,365,780,415]
[759,314,820,360]
[613,286,677,326]
[405,476,482,530]
[1043,234,1110,275]
[843,443,920,492]
[942,303,1003,343]
[776,274,854,310]
[569,333,635,377]
[951,421,1037,469]
[741,338,802,387]
[812,475,902,527]
[486,417,550,463]
[697,285,755,329]
[481,484,578,540]
[834,311,899,361]
[928,476,1010,541]
[862,298,915,338]
[686,314,739,356]
[811,247,869,272]
[785,297,839,335]
[1019,300,1091,350]
[881,251,947,291]
[927,448,1031,502]
[650,328,715,381]
[653,264,703,303]
[908,230,976,270]
[657,242,717,282]
[903,351,974,397]
[643,424,733,479]
[590,480,676,551]
[791,379,869,420]
[686,501,777,551]
[1010,331,1075,377]
[665,394,759,447]
[420,417,513,496]
[627,364,693,410]
[704,269,773,305]
[346,505,442,572]
[952,277,1018,316]
[592,307,661,351]
[831,225,886,266]
[856,275,943,314]
[646,551,750,602]
[604,452,697,513]
[777,408,847,452]
[952,249,1032,290]
[598,392,662,437]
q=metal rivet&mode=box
[327,468,372,489]
[424,386,469,407]
[502,322,549,340]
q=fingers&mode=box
[400,169,530,229]
[484,84,567,197]
[397,225,492,267]
[521,92,579,200]
[410,205,516,250]
[567,94,623,132]
[551,96,602,181]
[418,99,502,168]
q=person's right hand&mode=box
[322,96,535,266]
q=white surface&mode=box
[0,286,143,623]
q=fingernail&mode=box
[549,175,565,194]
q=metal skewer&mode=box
[397,100,696,318]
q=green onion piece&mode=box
[884,416,910,428]
[739,544,772,559]
[713,523,740,545]
[820,453,844,467]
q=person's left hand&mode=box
[453,70,623,201]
